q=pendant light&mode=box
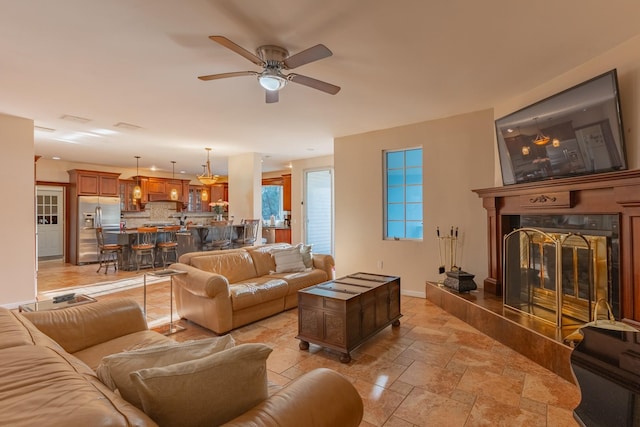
[197,148,219,185]
[133,156,142,200]
[170,161,179,201]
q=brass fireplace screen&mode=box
[503,227,610,328]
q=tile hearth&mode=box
[36,261,580,426]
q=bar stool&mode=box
[96,227,122,274]
[157,225,180,267]
[131,227,158,271]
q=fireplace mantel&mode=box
[473,169,640,321]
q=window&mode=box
[262,185,283,221]
[384,147,423,240]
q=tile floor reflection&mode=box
[37,260,580,426]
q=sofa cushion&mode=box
[130,343,272,427]
[0,345,156,427]
[190,251,258,283]
[246,243,291,276]
[300,244,313,268]
[271,245,307,273]
[73,330,171,371]
[0,309,39,350]
[269,268,329,294]
[230,278,289,311]
[96,335,235,409]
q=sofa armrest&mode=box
[222,368,363,427]
[170,263,231,299]
[20,298,148,354]
[312,254,335,280]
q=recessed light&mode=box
[52,156,61,160]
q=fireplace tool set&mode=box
[436,226,477,292]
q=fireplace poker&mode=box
[436,227,445,274]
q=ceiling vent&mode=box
[60,114,91,123]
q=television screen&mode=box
[495,70,627,185]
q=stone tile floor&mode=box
[37,260,580,426]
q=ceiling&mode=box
[2,0,640,176]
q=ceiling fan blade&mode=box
[198,71,257,81]
[289,74,341,95]
[265,90,279,104]
[209,35,264,66]
[283,44,332,69]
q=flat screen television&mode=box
[495,69,627,185]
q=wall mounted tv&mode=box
[495,69,627,185]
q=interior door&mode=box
[36,186,64,260]
[304,168,334,255]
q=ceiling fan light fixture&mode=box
[258,71,287,91]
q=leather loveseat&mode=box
[170,243,335,334]
[0,298,362,427]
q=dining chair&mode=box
[205,221,233,250]
[131,227,158,271]
[233,219,261,248]
[95,227,122,274]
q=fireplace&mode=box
[473,169,640,323]
[502,214,619,329]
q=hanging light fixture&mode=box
[522,145,530,156]
[201,187,209,202]
[532,117,550,146]
[552,138,561,148]
[133,156,142,200]
[170,161,179,201]
[197,148,219,185]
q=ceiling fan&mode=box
[198,35,340,103]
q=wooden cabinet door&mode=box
[283,174,292,211]
[77,173,100,195]
[99,175,119,196]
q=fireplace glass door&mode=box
[503,228,608,329]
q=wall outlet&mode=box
[377,260,383,270]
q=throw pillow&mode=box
[300,243,313,268]
[130,343,272,427]
[96,335,235,409]
[271,245,306,273]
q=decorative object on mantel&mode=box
[198,148,219,185]
[209,199,229,221]
[169,161,179,201]
[133,156,142,200]
[436,226,477,293]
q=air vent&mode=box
[114,122,143,130]
[60,114,91,123]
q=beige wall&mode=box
[0,113,36,307]
[334,109,495,297]
[493,34,640,185]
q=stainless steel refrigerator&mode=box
[77,196,121,264]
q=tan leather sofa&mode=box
[171,244,335,334]
[0,298,362,427]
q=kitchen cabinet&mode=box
[130,176,190,205]
[275,228,291,244]
[210,183,228,203]
[187,185,210,212]
[119,180,142,212]
[283,174,291,211]
[68,170,120,196]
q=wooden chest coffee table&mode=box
[296,272,401,363]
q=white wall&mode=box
[493,34,640,185]
[334,109,495,297]
[0,113,36,307]
[290,155,334,245]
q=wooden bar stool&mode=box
[131,227,158,271]
[96,227,122,274]
[157,225,180,267]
